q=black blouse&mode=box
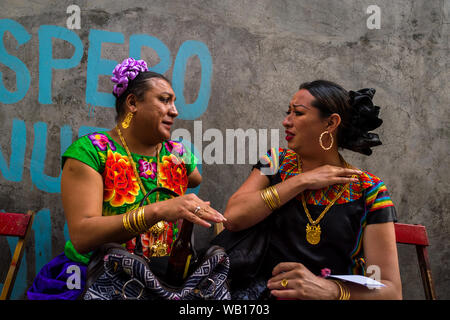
[253,148,397,277]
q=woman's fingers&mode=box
[267,263,302,289]
[186,195,226,223]
[272,262,302,276]
[334,168,362,184]
[159,194,226,227]
[333,176,360,184]
[267,272,293,288]
[186,211,212,228]
[340,168,363,177]
[174,195,226,228]
[332,167,362,178]
[303,166,363,190]
[267,271,302,295]
[269,289,298,299]
[201,206,227,223]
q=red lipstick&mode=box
[285,130,294,141]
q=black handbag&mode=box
[211,150,286,289]
[211,213,274,288]
[82,187,231,300]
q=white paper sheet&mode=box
[328,274,385,288]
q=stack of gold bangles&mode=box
[260,186,281,211]
[122,206,149,234]
[331,280,351,300]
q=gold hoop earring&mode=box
[319,131,333,151]
[121,112,134,129]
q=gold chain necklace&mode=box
[116,126,159,203]
[116,127,167,254]
[297,155,352,245]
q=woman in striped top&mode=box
[223,80,402,300]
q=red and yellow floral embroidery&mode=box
[102,149,140,207]
[158,154,188,196]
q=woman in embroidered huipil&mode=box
[63,59,225,258]
[27,58,226,300]
[223,80,402,300]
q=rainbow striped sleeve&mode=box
[366,181,395,213]
[256,148,285,175]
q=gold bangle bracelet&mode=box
[331,280,350,300]
[263,187,280,210]
[342,282,350,300]
[261,188,276,210]
[136,207,143,232]
[269,186,281,208]
[134,208,142,233]
[260,189,272,210]
[123,212,135,234]
[331,280,343,300]
[131,209,139,233]
[138,207,148,233]
[267,187,278,209]
[264,189,275,210]
[129,211,139,234]
[122,213,129,232]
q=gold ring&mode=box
[281,279,288,288]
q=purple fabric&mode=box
[111,57,148,97]
[27,253,87,300]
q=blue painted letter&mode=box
[38,25,83,104]
[0,19,31,104]
[33,208,52,275]
[86,29,124,108]
[129,34,171,75]
[30,123,72,193]
[172,40,213,120]
[0,119,26,182]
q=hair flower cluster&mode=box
[341,88,383,156]
[111,58,148,97]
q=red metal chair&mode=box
[394,222,437,300]
[0,210,35,300]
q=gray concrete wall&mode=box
[0,0,448,299]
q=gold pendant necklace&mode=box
[305,223,321,245]
[116,127,168,256]
[297,155,353,245]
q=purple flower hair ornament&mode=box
[111,58,148,97]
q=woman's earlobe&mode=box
[125,94,138,111]
[327,113,341,131]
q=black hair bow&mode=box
[341,88,383,156]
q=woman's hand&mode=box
[298,165,362,190]
[150,193,226,228]
[267,262,339,300]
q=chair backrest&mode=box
[0,210,35,300]
[394,223,437,300]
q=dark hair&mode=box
[114,71,171,120]
[299,80,383,155]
